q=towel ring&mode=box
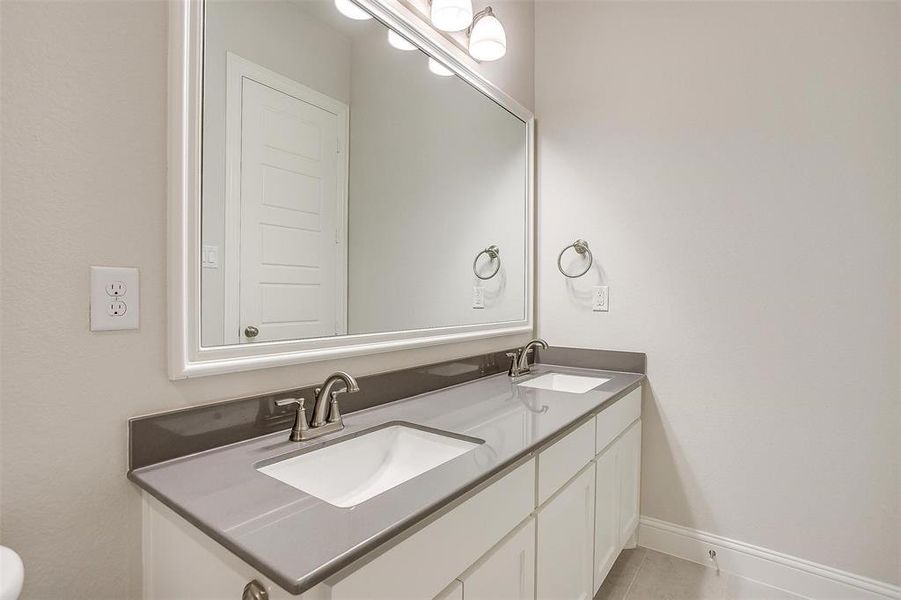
[557,239,593,278]
[473,245,501,280]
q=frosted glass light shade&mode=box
[468,10,506,61]
[387,30,416,51]
[428,57,454,77]
[334,0,372,20]
[430,0,473,32]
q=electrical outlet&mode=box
[202,244,219,269]
[107,300,127,316]
[472,286,485,309]
[592,285,609,312]
[91,266,139,331]
[106,280,127,297]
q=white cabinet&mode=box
[618,420,641,542]
[593,418,642,593]
[593,443,619,593]
[460,518,535,600]
[537,465,596,600]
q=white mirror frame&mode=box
[168,0,534,379]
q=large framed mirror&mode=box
[168,0,533,378]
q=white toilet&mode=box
[0,546,24,600]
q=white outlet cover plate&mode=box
[91,266,139,331]
[592,285,609,312]
[472,286,485,309]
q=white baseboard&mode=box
[638,516,900,600]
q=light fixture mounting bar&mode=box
[407,0,482,62]
[466,6,494,36]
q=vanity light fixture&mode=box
[467,7,506,61]
[429,0,474,32]
[334,0,372,21]
[387,30,417,51]
[428,57,454,76]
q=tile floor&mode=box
[594,548,803,600]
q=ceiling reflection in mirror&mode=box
[201,0,528,346]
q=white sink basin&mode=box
[517,373,610,394]
[257,424,481,508]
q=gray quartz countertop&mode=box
[129,364,644,595]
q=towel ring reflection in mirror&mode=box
[473,245,501,280]
[557,239,593,278]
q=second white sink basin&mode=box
[517,372,610,394]
[257,424,482,508]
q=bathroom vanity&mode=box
[139,0,646,596]
[131,362,643,599]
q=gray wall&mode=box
[0,2,534,598]
[535,0,900,585]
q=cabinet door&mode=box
[593,444,619,594]
[463,518,535,600]
[537,466,595,600]
[618,420,641,543]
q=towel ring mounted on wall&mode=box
[557,239,593,278]
[473,245,501,280]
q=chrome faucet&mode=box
[507,338,548,378]
[276,371,359,442]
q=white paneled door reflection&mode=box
[237,75,347,343]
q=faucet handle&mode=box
[276,397,309,441]
[326,385,352,424]
[276,397,304,409]
[506,351,521,377]
[327,396,343,424]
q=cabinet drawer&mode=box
[537,418,595,505]
[596,387,641,454]
[328,459,535,600]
